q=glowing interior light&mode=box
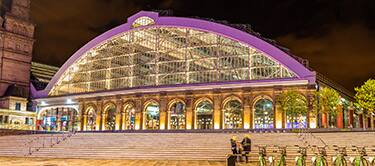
[66,98,73,104]
[41,101,47,106]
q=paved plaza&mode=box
[0,157,230,166]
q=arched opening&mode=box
[286,113,307,128]
[169,100,186,129]
[285,94,308,129]
[86,107,96,131]
[195,99,213,129]
[39,107,79,131]
[104,104,116,130]
[123,104,136,130]
[144,102,160,130]
[223,99,243,129]
[254,98,274,129]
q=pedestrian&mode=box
[241,134,252,163]
[230,136,238,154]
[230,136,239,160]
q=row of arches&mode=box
[82,96,308,131]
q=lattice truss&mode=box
[49,27,296,96]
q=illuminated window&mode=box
[15,102,21,111]
[254,98,274,129]
[223,99,243,129]
[132,16,155,28]
[170,101,186,129]
[144,102,160,130]
[195,100,213,129]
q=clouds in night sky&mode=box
[30,0,375,92]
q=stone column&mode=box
[95,101,103,131]
[274,93,283,129]
[70,108,74,131]
[134,98,142,130]
[321,113,328,128]
[77,102,84,131]
[336,105,344,129]
[213,94,221,129]
[306,95,313,128]
[159,97,168,130]
[101,113,107,130]
[359,114,364,129]
[243,94,251,129]
[121,112,126,130]
[185,96,193,130]
[83,115,88,131]
[56,108,61,131]
[348,108,354,128]
[115,100,122,130]
[249,93,254,129]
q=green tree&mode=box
[355,79,375,115]
[277,90,307,128]
[313,87,341,128]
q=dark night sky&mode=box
[30,0,375,92]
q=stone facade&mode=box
[0,0,35,130]
[0,0,34,97]
[37,85,321,131]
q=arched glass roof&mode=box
[44,11,314,97]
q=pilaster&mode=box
[134,98,142,130]
[95,100,103,131]
[242,94,251,129]
[213,93,221,129]
[159,97,168,130]
[115,100,122,130]
[185,96,193,130]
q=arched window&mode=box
[144,102,159,130]
[124,104,135,130]
[86,107,96,131]
[132,16,155,28]
[285,94,307,129]
[223,99,243,129]
[170,101,186,129]
[254,98,274,129]
[195,100,213,129]
[105,104,116,130]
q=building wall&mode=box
[37,85,321,131]
[0,0,34,97]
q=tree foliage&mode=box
[314,87,341,116]
[277,90,307,116]
[355,79,375,114]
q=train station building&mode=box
[31,11,364,131]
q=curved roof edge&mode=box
[34,11,316,98]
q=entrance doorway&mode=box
[197,114,212,129]
[195,99,213,129]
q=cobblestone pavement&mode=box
[0,157,229,166]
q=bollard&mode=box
[226,154,236,166]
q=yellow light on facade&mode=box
[310,119,317,128]
[276,118,282,129]
[186,120,192,129]
[214,123,220,129]
[244,123,250,129]
[160,122,165,130]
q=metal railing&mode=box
[25,130,76,156]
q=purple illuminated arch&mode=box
[36,11,316,98]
